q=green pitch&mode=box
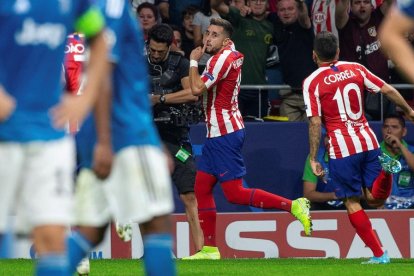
[1,258,413,275]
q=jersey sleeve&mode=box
[201,51,232,90]
[303,75,321,117]
[302,155,318,183]
[357,64,385,94]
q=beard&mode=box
[205,46,220,55]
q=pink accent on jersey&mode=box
[303,61,385,159]
[312,0,339,38]
[201,42,245,138]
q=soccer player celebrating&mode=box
[303,31,414,264]
[185,18,312,260]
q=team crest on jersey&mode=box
[367,27,377,37]
[313,12,326,24]
[14,0,30,14]
[203,72,214,81]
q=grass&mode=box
[1,258,413,275]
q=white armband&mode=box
[190,60,198,68]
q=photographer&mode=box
[147,24,204,252]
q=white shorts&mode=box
[0,137,75,234]
[74,145,174,227]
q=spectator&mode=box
[212,0,274,119]
[379,0,414,86]
[169,0,204,25]
[181,5,199,58]
[193,1,222,72]
[131,0,170,23]
[137,2,159,41]
[193,0,221,47]
[171,24,186,56]
[147,24,204,253]
[311,0,339,38]
[228,0,247,9]
[268,0,317,121]
[380,114,414,209]
[302,134,344,210]
[336,0,395,120]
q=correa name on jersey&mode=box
[15,18,66,49]
[324,69,356,85]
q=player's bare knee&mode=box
[343,197,363,213]
[366,199,385,208]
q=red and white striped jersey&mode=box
[64,33,85,95]
[303,61,385,159]
[311,0,339,38]
[64,33,85,134]
[201,41,245,138]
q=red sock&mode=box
[221,179,292,212]
[195,171,218,247]
[198,210,216,246]
[348,210,383,257]
[371,170,392,199]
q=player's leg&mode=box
[363,149,395,207]
[166,140,204,252]
[180,192,204,251]
[67,168,111,274]
[344,197,389,264]
[22,138,75,275]
[139,214,175,275]
[330,151,389,264]
[221,178,292,210]
[214,130,311,235]
[111,146,175,275]
[220,179,312,235]
[186,136,220,257]
[182,170,219,260]
[0,143,24,258]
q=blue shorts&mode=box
[329,149,382,199]
[198,129,246,182]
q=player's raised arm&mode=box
[379,5,414,85]
[380,83,414,121]
[189,45,208,96]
